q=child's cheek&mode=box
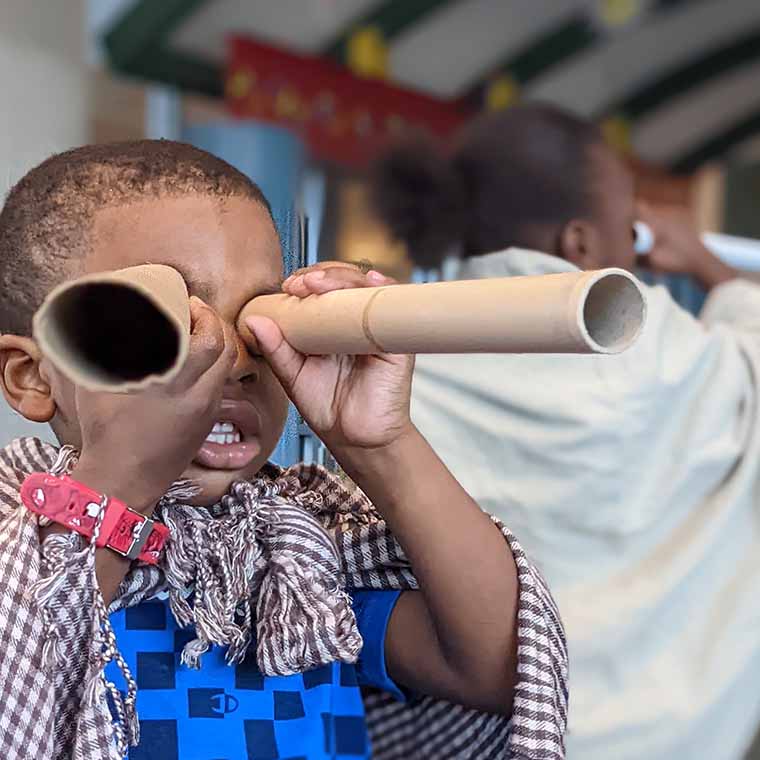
[39,359,79,435]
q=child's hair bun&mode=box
[369,134,465,270]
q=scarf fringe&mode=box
[256,554,362,676]
[157,477,362,676]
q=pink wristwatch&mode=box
[20,473,168,564]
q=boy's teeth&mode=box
[205,423,242,445]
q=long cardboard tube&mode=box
[239,268,646,355]
[33,264,190,393]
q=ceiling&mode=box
[100,0,760,171]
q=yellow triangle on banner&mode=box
[226,68,255,100]
[598,0,642,27]
[486,74,519,111]
[602,115,632,153]
[346,25,388,80]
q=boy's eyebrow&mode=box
[166,264,283,301]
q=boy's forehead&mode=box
[86,195,283,292]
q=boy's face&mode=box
[47,194,290,505]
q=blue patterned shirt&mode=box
[106,590,402,760]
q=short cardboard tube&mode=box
[33,264,190,393]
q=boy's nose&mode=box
[228,331,259,384]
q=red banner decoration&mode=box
[226,35,471,167]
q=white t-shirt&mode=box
[411,248,760,760]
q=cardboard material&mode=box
[33,264,190,393]
[239,268,646,356]
[33,265,645,394]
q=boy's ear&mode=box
[0,335,56,422]
[558,219,605,270]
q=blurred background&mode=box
[3,0,759,452]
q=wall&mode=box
[0,0,90,444]
[0,0,89,192]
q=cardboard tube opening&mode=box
[582,273,645,354]
[46,282,180,383]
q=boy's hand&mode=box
[249,264,523,715]
[637,201,736,289]
[245,262,414,454]
[70,297,237,512]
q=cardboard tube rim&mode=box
[572,268,646,355]
[33,264,191,393]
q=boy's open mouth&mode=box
[193,400,263,471]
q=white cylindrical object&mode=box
[634,221,760,271]
[239,269,646,356]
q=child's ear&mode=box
[0,335,56,423]
[558,219,604,270]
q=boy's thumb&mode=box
[244,316,304,393]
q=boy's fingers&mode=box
[286,271,363,297]
[284,268,395,297]
[368,270,397,285]
[245,315,305,394]
[635,200,651,219]
[284,260,362,284]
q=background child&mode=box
[0,140,567,760]
[372,103,760,760]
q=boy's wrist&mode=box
[693,251,737,290]
[333,425,426,500]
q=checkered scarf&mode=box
[0,437,568,759]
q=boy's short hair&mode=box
[371,103,606,267]
[0,140,274,336]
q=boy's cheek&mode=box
[39,359,80,444]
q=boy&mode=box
[374,104,760,760]
[0,141,567,760]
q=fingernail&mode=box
[367,270,385,282]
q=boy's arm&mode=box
[0,440,122,758]
[336,427,519,715]
[37,298,239,604]
[248,263,567,722]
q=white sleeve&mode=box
[700,278,760,333]
[619,279,760,393]
[610,279,760,500]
